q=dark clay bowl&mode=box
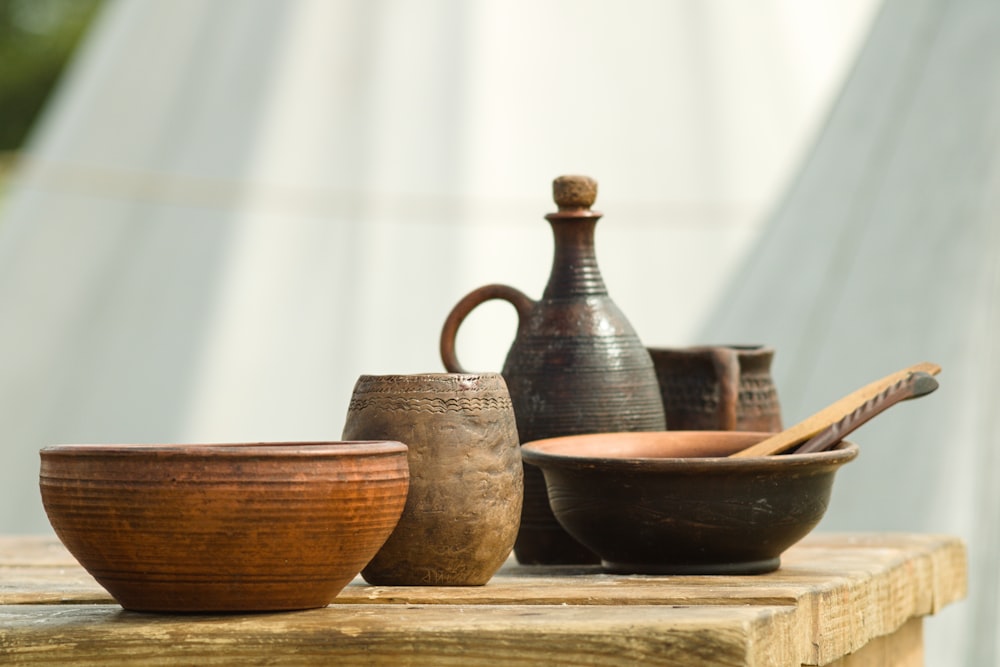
[39,441,409,612]
[520,431,857,575]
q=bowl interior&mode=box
[522,430,858,466]
[523,430,767,460]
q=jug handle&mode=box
[440,284,535,373]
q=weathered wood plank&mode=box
[825,617,923,667]
[0,533,966,666]
[0,534,964,608]
[0,603,800,667]
[0,535,77,567]
[0,566,107,605]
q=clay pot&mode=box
[342,373,522,585]
[440,176,665,565]
[522,431,857,574]
[647,345,782,432]
[39,441,409,613]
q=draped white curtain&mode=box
[701,1,1000,664]
[22,0,1000,662]
[0,0,875,522]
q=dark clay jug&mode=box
[440,175,666,565]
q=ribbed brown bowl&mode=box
[521,431,857,575]
[39,441,409,613]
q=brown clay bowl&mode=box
[520,431,858,575]
[39,441,409,612]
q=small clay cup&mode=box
[647,345,782,431]
[343,373,522,585]
[39,441,409,612]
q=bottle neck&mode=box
[542,212,608,298]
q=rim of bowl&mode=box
[520,431,858,472]
[356,372,502,380]
[647,344,772,353]
[40,441,408,457]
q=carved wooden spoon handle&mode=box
[729,361,941,458]
[793,371,938,454]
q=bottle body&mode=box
[439,175,666,565]
[506,295,665,564]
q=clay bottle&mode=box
[440,175,666,564]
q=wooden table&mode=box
[0,533,965,666]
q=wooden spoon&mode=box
[729,361,941,458]
[793,371,938,454]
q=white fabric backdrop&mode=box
[701,0,1000,663]
[16,0,1000,662]
[0,0,875,524]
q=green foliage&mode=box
[0,0,103,151]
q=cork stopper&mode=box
[552,175,597,211]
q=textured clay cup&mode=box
[39,441,409,613]
[343,373,523,585]
[647,345,782,432]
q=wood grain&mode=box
[0,603,802,667]
[827,618,923,667]
[0,533,967,666]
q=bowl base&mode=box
[118,602,331,614]
[601,557,780,576]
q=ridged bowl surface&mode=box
[40,441,409,612]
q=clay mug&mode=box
[342,372,522,585]
[647,345,782,432]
